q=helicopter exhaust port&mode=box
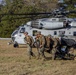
[31,20,42,29]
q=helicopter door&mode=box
[17,27,25,44]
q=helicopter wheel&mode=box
[13,42,19,48]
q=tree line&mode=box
[0,0,76,37]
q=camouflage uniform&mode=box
[55,38,61,45]
[51,36,58,60]
[35,32,46,59]
[45,35,52,53]
[45,36,51,48]
[24,32,35,59]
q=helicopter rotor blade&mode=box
[0,10,76,20]
[0,12,52,16]
[1,16,34,21]
[1,14,51,21]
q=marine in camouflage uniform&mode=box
[45,35,52,53]
[48,35,58,60]
[24,32,35,59]
[35,31,46,59]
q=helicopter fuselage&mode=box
[11,18,76,46]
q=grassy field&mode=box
[0,40,76,75]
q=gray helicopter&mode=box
[6,9,76,47]
[10,18,76,47]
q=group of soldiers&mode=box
[24,31,61,60]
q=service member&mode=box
[24,32,35,59]
[44,35,52,53]
[48,35,58,60]
[35,31,46,59]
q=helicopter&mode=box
[10,19,76,47]
[1,8,75,47]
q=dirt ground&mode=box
[0,40,76,75]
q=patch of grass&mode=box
[0,40,76,75]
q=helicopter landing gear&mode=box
[13,41,19,48]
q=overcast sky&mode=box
[0,0,2,2]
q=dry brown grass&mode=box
[0,40,76,75]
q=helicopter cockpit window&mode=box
[32,30,37,36]
[20,28,25,33]
[12,30,18,36]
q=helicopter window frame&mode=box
[20,27,25,33]
[73,32,76,36]
[54,31,57,35]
